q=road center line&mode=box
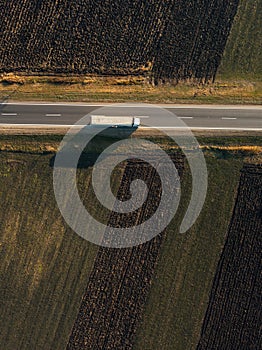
[1,113,17,116]
[178,116,194,119]
[45,114,62,117]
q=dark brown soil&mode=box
[67,154,184,349]
[197,164,262,350]
[0,1,239,83]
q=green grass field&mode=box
[0,152,99,350]
[134,157,243,349]
[219,0,262,80]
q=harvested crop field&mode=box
[67,156,184,349]
[197,164,262,350]
[0,135,261,350]
[0,1,239,82]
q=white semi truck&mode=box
[89,115,140,138]
[90,115,140,128]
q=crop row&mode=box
[197,164,262,350]
[67,154,184,349]
[0,0,239,82]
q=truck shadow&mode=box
[49,126,138,169]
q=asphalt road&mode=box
[0,103,262,131]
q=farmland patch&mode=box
[0,1,239,83]
[197,164,262,350]
[67,155,184,349]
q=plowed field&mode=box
[0,1,239,82]
[67,155,184,349]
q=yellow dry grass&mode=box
[201,145,262,153]
[0,74,261,104]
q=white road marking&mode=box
[2,103,262,110]
[149,127,262,131]
[0,124,261,131]
[1,113,17,116]
[3,103,104,107]
[45,114,61,117]
[178,116,194,119]
[0,124,78,128]
[221,117,237,120]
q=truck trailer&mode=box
[90,116,140,128]
[89,115,140,138]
